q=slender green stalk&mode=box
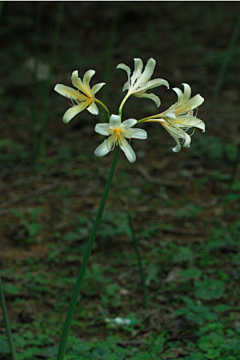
[32,2,42,169]
[95,99,110,120]
[0,276,18,360]
[57,146,120,360]
[38,1,65,160]
[127,212,148,308]
[208,14,240,122]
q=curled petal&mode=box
[134,91,161,107]
[116,63,131,91]
[119,137,136,163]
[83,70,95,89]
[172,116,205,132]
[63,103,88,124]
[71,71,86,94]
[131,58,144,85]
[91,82,106,95]
[121,118,137,129]
[135,78,169,93]
[134,58,156,89]
[87,101,99,115]
[182,83,191,102]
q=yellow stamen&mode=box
[113,128,122,141]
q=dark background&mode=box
[1,2,240,359]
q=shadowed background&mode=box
[1,2,240,359]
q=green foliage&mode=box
[175,296,218,325]
[10,207,43,244]
[194,279,225,300]
[191,135,237,166]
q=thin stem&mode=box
[118,95,129,118]
[95,99,110,120]
[136,115,159,124]
[0,276,18,360]
[127,212,148,308]
[57,146,120,360]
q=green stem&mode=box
[0,276,18,360]
[95,99,110,120]
[57,146,120,360]
[118,95,129,118]
[127,212,148,308]
[136,115,160,124]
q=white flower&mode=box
[145,83,205,152]
[54,70,105,123]
[117,58,169,107]
[94,114,147,163]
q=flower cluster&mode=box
[55,58,205,162]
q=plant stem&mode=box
[95,99,110,120]
[0,276,18,360]
[57,146,120,360]
[127,212,148,308]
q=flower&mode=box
[144,83,205,152]
[117,58,169,107]
[54,70,105,123]
[94,114,147,163]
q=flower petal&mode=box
[119,137,136,163]
[134,91,161,107]
[120,118,137,129]
[91,82,106,95]
[182,83,191,102]
[87,101,99,115]
[134,58,156,89]
[63,103,88,123]
[131,58,143,85]
[71,71,87,95]
[116,63,131,91]
[94,139,111,157]
[127,128,147,140]
[172,87,184,103]
[109,114,121,128]
[94,123,110,136]
[54,84,86,101]
[181,94,204,113]
[172,116,205,131]
[135,78,169,93]
[83,69,95,91]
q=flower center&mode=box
[113,128,122,142]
